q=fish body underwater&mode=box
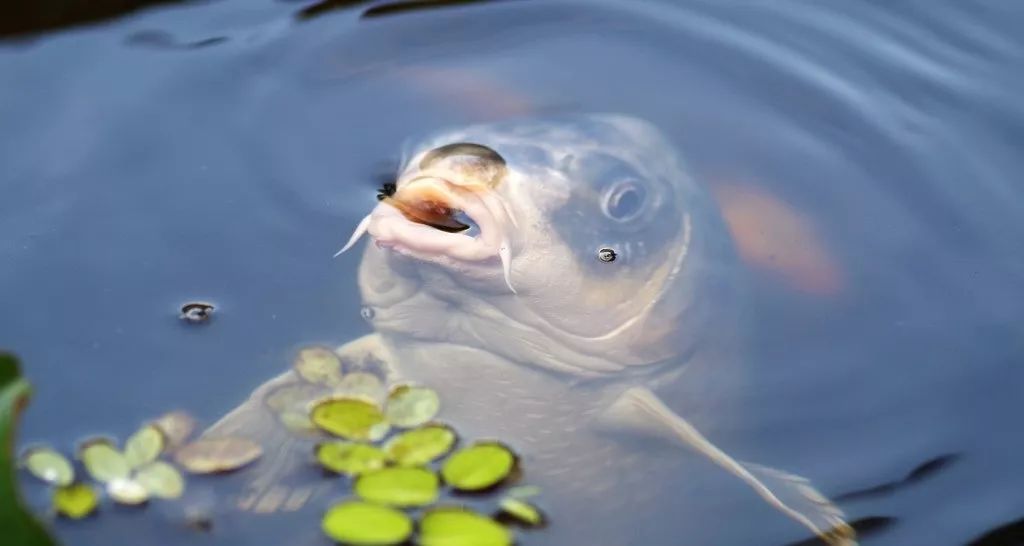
[205,114,855,545]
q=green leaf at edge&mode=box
[0,352,58,546]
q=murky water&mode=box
[3,1,1024,545]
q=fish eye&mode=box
[601,179,647,223]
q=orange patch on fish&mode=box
[386,183,469,233]
[713,184,844,296]
[397,66,537,119]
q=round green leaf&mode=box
[53,483,99,519]
[384,425,456,467]
[279,410,320,436]
[79,438,130,483]
[135,461,185,499]
[335,372,385,402]
[124,425,165,469]
[294,346,344,386]
[22,446,74,486]
[107,478,149,505]
[174,436,262,474]
[311,397,389,441]
[498,497,545,527]
[152,411,197,451]
[316,442,387,476]
[384,385,440,428]
[354,467,439,507]
[322,501,412,545]
[441,442,516,492]
[419,507,512,546]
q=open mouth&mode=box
[334,174,517,293]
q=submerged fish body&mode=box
[205,114,854,545]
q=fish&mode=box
[202,113,855,545]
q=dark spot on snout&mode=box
[180,302,214,323]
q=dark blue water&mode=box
[2,1,1023,544]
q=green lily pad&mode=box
[316,442,387,476]
[124,425,165,469]
[384,424,456,466]
[354,466,439,507]
[279,410,321,436]
[335,372,385,402]
[321,500,413,545]
[52,483,99,519]
[107,478,149,505]
[440,442,516,492]
[294,346,344,386]
[498,497,545,527]
[22,447,74,486]
[135,461,185,499]
[384,385,440,428]
[174,436,262,474]
[419,507,512,546]
[79,438,130,483]
[311,397,389,441]
[152,411,197,451]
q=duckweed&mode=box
[354,466,439,507]
[174,436,262,474]
[316,442,387,476]
[384,424,456,467]
[52,483,99,519]
[311,397,389,441]
[419,507,512,546]
[22,447,74,487]
[321,500,413,545]
[79,439,130,484]
[384,385,440,428]
[441,442,516,492]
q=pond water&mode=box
[2,1,1024,545]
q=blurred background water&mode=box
[2,1,1023,544]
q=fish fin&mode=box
[201,370,327,514]
[596,387,856,546]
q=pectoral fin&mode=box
[597,387,856,546]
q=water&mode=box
[2,1,1023,544]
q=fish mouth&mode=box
[335,174,518,293]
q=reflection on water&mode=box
[2,1,1023,545]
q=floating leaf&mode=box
[354,467,439,507]
[419,507,512,546]
[279,410,320,436]
[384,385,440,428]
[311,397,389,441]
[124,425,165,469]
[107,478,149,505]
[321,500,412,545]
[385,425,456,467]
[266,383,325,413]
[316,442,387,476]
[294,346,344,386]
[441,442,516,492]
[135,461,185,499]
[79,439,130,483]
[152,411,197,451]
[498,497,545,527]
[22,447,74,486]
[52,484,99,519]
[335,372,385,402]
[174,437,262,474]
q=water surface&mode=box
[2,1,1023,544]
